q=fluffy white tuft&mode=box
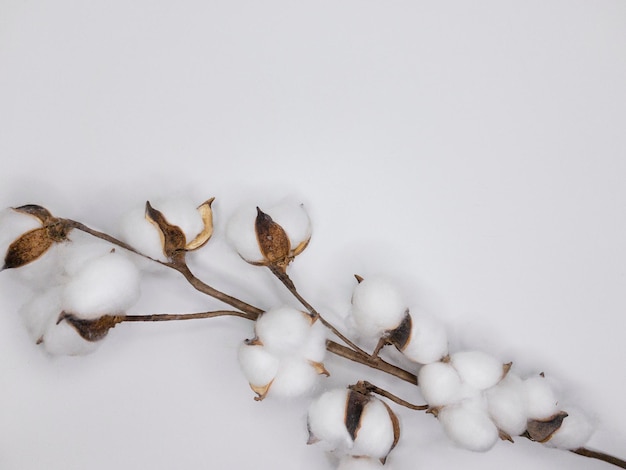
[418,361,464,407]
[19,287,64,343]
[522,375,559,420]
[307,388,353,451]
[401,314,448,364]
[269,357,320,397]
[118,206,165,261]
[300,318,327,363]
[351,277,407,338]
[255,306,313,356]
[62,251,141,319]
[544,406,594,449]
[351,398,395,460]
[485,372,527,436]
[438,400,499,452]
[225,205,264,263]
[450,351,504,391]
[237,342,279,387]
[41,317,99,356]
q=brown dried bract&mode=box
[59,312,124,342]
[345,389,371,441]
[145,201,187,260]
[13,204,54,224]
[255,207,290,267]
[380,400,401,463]
[387,311,412,351]
[185,198,215,251]
[3,227,54,270]
[526,411,569,443]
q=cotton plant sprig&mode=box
[0,198,624,469]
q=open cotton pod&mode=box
[542,407,594,450]
[225,200,311,270]
[307,388,400,463]
[485,372,527,438]
[350,276,407,338]
[118,197,214,262]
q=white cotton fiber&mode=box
[486,372,527,437]
[62,251,140,319]
[351,277,407,338]
[10,242,66,289]
[255,307,313,356]
[401,314,448,364]
[418,361,464,407]
[451,351,504,391]
[265,200,311,250]
[237,342,279,387]
[438,400,499,452]
[269,357,320,398]
[225,205,264,263]
[308,388,353,450]
[337,456,385,470]
[59,236,117,277]
[118,206,165,261]
[19,287,64,343]
[522,375,559,420]
[300,319,327,363]
[41,316,99,356]
[543,406,594,450]
[351,398,395,460]
[0,207,42,262]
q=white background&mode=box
[1,1,625,469]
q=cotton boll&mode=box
[41,316,99,356]
[351,277,407,338]
[255,306,313,356]
[265,200,311,251]
[400,314,448,364]
[118,206,165,261]
[225,205,264,263]
[308,388,353,451]
[269,357,320,398]
[486,372,527,437]
[337,456,385,470]
[450,351,505,391]
[63,251,141,319]
[522,375,559,419]
[438,401,499,452]
[351,398,396,460]
[418,361,464,407]
[19,287,64,343]
[543,407,594,450]
[238,342,279,388]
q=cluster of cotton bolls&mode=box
[238,306,328,400]
[0,207,141,355]
[307,387,399,465]
[349,276,594,452]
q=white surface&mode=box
[1,1,625,469]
